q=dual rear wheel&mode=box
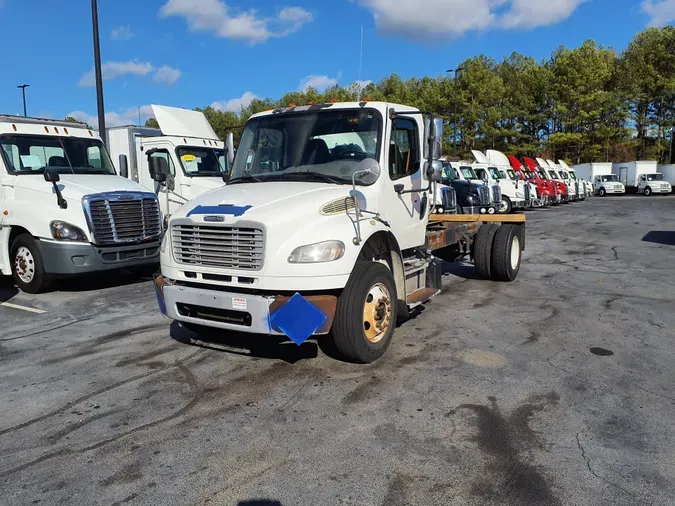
[473,224,522,282]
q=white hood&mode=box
[14,174,153,201]
[152,105,219,140]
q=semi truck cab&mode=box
[0,115,162,293]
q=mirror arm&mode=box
[51,182,68,209]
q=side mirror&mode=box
[43,170,60,183]
[431,118,443,160]
[353,158,382,185]
[226,132,235,165]
[425,160,443,182]
[153,171,167,183]
[119,154,129,178]
[149,156,162,179]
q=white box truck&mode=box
[154,101,527,363]
[573,162,625,196]
[612,161,672,195]
[0,115,162,293]
[658,165,675,189]
[106,105,235,216]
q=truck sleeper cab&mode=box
[0,115,162,293]
[155,102,525,364]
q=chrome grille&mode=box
[492,185,502,204]
[85,193,161,245]
[172,224,264,270]
[440,186,457,210]
[478,187,491,205]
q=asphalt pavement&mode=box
[1,195,674,506]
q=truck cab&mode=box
[470,151,524,213]
[438,161,495,214]
[507,155,552,207]
[536,158,569,203]
[107,105,235,216]
[547,159,578,201]
[0,115,162,293]
[486,149,539,209]
[638,173,672,196]
[155,101,525,363]
[595,174,625,196]
[523,156,560,205]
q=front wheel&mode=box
[644,186,652,196]
[331,262,398,364]
[498,195,512,214]
[598,187,606,197]
[10,233,50,294]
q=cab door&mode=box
[383,116,427,250]
[146,149,182,215]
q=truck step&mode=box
[406,288,440,308]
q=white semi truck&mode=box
[106,105,235,216]
[547,159,578,201]
[486,149,540,208]
[613,161,672,195]
[557,160,588,200]
[154,101,527,363]
[573,162,625,196]
[471,150,525,213]
[0,115,162,293]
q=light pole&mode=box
[446,66,465,156]
[17,84,29,117]
[91,0,106,144]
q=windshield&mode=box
[559,171,568,179]
[0,134,115,175]
[601,175,619,182]
[442,163,460,180]
[647,173,664,181]
[177,146,227,177]
[548,170,559,179]
[488,167,501,179]
[460,166,478,180]
[523,170,535,179]
[506,169,519,180]
[229,109,381,185]
[569,171,577,180]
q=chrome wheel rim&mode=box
[14,246,35,284]
[510,236,521,270]
[363,282,392,344]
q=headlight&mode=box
[466,195,477,204]
[50,221,87,241]
[288,240,345,263]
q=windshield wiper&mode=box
[228,174,264,184]
[270,171,346,185]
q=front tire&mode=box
[331,262,398,364]
[598,187,606,197]
[498,196,512,214]
[10,233,50,294]
[644,186,652,196]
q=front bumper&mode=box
[512,199,526,210]
[37,239,160,275]
[603,188,625,194]
[462,204,495,215]
[155,276,337,337]
[650,187,672,194]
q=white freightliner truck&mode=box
[154,102,527,363]
[0,115,162,293]
[612,161,672,195]
[547,159,578,201]
[470,150,525,213]
[557,160,587,200]
[573,162,625,196]
[106,105,235,216]
[486,149,541,208]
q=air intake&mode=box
[320,197,356,215]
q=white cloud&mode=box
[79,60,181,87]
[111,25,134,40]
[211,91,257,113]
[642,0,675,26]
[153,65,182,85]
[67,106,155,128]
[158,0,313,45]
[300,74,340,92]
[357,0,587,39]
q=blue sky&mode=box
[1,0,673,126]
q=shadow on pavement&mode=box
[0,276,18,303]
[443,261,481,280]
[50,267,157,293]
[170,321,319,364]
[642,231,675,246]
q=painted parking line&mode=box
[0,302,47,314]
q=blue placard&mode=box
[270,293,327,346]
[186,204,252,217]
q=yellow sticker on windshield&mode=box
[181,154,196,161]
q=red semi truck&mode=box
[523,156,568,204]
[507,155,554,207]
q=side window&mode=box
[148,150,175,176]
[389,118,419,180]
[1,143,20,171]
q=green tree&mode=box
[145,117,159,128]
[63,116,93,129]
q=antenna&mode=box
[138,106,141,126]
[358,25,364,101]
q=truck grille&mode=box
[478,187,491,205]
[492,185,502,204]
[440,186,457,210]
[85,193,161,245]
[172,224,264,270]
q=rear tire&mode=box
[10,233,50,294]
[491,225,522,282]
[473,224,499,280]
[331,262,398,364]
